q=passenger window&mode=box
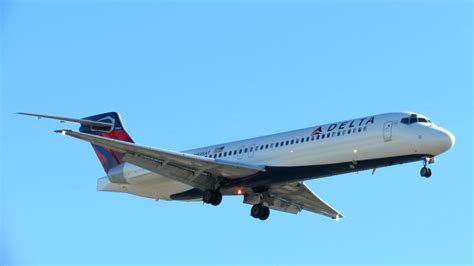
[363,126,367,131]
[218,153,222,158]
[260,145,264,150]
[316,135,320,140]
[213,154,217,158]
[280,141,284,146]
[321,134,325,139]
[331,132,335,137]
[265,144,269,149]
[250,147,253,152]
[239,149,242,154]
[244,148,248,153]
[337,131,341,136]
[348,130,351,135]
[285,140,289,145]
[306,137,310,142]
[358,128,362,132]
[233,150,237,155]
[270,143,274,148]
[311,136,314,141]
[326,133,330,138]
[301,137,304,143]
[276,143,279,147]
[290,140,294,145]
[223,152,227,156]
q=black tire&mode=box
[420,167,428,177]
[259,206,270,220]
[251,204,262,218]
[211,192,222,206]
[425,168,432,178]
[203,190,214,204]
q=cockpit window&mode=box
[400,115,431,125]
[400,118,409,124]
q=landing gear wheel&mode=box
[203,190,213,204]
[425,168,432,178]
[420,167,432,178]
[250,204,261,218]
[250,204,270,220]
[203,190,222,206]
[259,206,270,220]
[211,192,222,206]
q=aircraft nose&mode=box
[437,127,455,151]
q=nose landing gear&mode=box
[420,157,433,178]
[420,167,432,178]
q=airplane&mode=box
[19,111,455,221]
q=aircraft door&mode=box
[383,121,393,142]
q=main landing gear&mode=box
[250,204,270,221]
[203,189,271,221]
[420,157,433,178]
[202,190,222,206]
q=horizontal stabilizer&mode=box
[18,112,114,131]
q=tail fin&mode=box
[79,112,134,173]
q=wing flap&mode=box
[269,182,343,219]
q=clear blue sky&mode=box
[1,1,472,265]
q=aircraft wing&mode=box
[56,129,265,191]
[267,182,343,219]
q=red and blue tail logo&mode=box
[79,112,134,173]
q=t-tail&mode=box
[17,111,134,173]
[79,112,134,172]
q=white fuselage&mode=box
[98,112,455,200]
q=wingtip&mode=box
[54,129,71,135]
